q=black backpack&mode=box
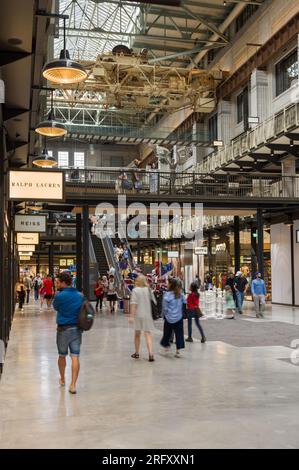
[78,300,95,331]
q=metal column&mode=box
[251,226,257,276]
[0,103,6,352]
[257,209,264,278]
[234,216,240,272]
[76,212,82,292]
[82,205,89,298]
[48,242,54,275]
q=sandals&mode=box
[69,386,77,394]
[149,355,155,362]
[131,353,140,359]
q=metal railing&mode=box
[196,102,299,174]
[65,123,210,145]
[64,168,299,200]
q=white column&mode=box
[217,100,232,144]
[250,69,269,123]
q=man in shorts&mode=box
[53,272,84,394]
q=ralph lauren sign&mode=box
[9,170,64,201]
[15,215,46,233]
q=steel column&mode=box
[257,209,264,278]
[82,205,89,298]
[234,216,240,272]
[76,212,82,292]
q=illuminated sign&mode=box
[59,258,74,267]
[20,256,31,261]
[194,247,208,255]
[9,170,64,201]
[168,251,179,258]
[18,245,36,252]
[17,233,39,245]
[19,252,33,256]
[15,215,46,233]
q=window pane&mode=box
[208,114,218,141]
[74,152,85,168]
[58,151,69,167]
[276,50,298,96]
[237,94,243,123]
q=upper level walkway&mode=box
[64,168,299,207]
[197,102,299,174]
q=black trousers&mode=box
[161,318,185,350]
[26,289,30,303]
[96,294,104,309]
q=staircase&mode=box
[91,234,109,276]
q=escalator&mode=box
[91,234,109,276]
[90,232,122,289]
[117,221,136,273]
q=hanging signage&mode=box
[248,116,259,125]
[9,170,64,201]
[19,252,33,256]
[216,243,227,253]
[18,245,36,252]
[15,215,46,233]
[168,251,179,258]
[194,247,208,255]
[19,256,31,261]
[17,233,39,245]
[59,258,74,267]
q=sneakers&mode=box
[174,350,181,358]
[201,337,207,344]
[160,347,170,356]
[185,337,193,343]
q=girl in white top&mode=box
[129,275,156,362]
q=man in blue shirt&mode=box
[251,272,267,318]
[53,272,84,394]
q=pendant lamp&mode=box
[32,139,57,168]
[35,89,67,137]
[42,18,87,85]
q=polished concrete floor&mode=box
[1,299,299,449]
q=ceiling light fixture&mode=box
[32,139,57,168]
[42,17,87,85]
[212,233,220,240]
[35,89,67,137]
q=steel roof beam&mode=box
[182,5,229,43]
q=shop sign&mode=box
[59,258,74,267]
[194,247,208,255]
[19,252,33,256]
[9,170,64,201]
[216,243,227,252]
[296,230,299,243]
[17,233,39,245]
[168,251,179,258]
[19,256,31,261]
[15,215,46,233]
[18,245,36,252]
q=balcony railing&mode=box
[196,102,299,174]
[63,168,299,200]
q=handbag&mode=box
[182,301,188,320]
[149,289,160,320]
[195,307,203,318]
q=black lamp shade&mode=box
[42,50,87,85]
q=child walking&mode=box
[223,285,235,319]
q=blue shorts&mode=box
[57,327,82,357]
